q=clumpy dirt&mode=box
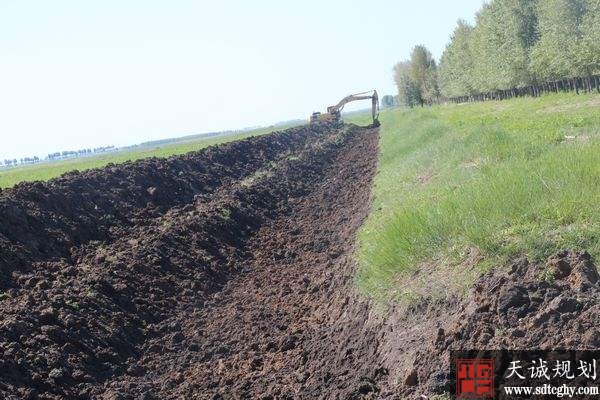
[1,120,599,399]
[380,251,600,398]
[97,122,383,399]
[0,122,385,399]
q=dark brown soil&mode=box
[2,120,598,400]
[0,122,385,399]
[352,250,600,399]
[407,250,600,396]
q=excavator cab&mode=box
[310,90,379,126]
[310,111,336,123]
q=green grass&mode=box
[354,93,600,303]
[0,125,295,189]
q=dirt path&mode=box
[0,123,384,399]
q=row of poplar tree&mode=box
[394,0,600,106]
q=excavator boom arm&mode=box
[310,90,379,126]
[326,90,379,123]
[327,96,370,113]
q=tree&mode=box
[393,61,421,107]
[381,95,396,108]
[471,0,539,91]
[530,0,587,79]
[439,20,476,97]
[409,45,440,104]
[578,0,600,75]
[393,46,440,106]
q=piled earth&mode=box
[408,250,600,396]
[0,122,384,399]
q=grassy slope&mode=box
[0,125,293,189]
[355,93,600,302]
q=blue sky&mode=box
[0,0,485,160]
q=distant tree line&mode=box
[47,149,92,160]
[1,157,40,167]
[47,146,115,161]
[92,146,115,153]
[394,0,600,105]
[1,146,116,168]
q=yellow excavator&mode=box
[310,90,380,127]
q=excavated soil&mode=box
[404,250,600,396]
[2,121,599,399]
[0,122,384,399]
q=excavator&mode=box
[310,90,380,127]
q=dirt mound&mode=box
[0,125,326,288]
[402,251,600,396]
[0,122,384,399]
